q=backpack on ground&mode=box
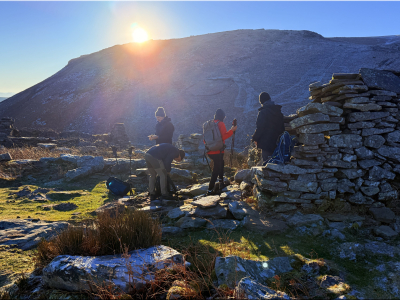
[264,131,297,165]
[203,120,224,152]
[106,177,133,197]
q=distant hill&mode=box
[1,29,400,147]
[0,97,7,102]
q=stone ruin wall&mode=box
[252,68,400,218]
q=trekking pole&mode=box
[203,150,212,173]
[111,146,122,181]
[230,119,237,168]
[128,146,134,176]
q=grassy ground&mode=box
[0,177,117,222]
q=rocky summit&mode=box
[1,30,400,147]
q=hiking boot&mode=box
[161,193,176,201]
[206,190,216,196]
[149,194,157,201]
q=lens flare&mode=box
[132,27,149,43]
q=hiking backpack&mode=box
[264,131,297,165]
[203,120,224,152]
[106,177,133,197]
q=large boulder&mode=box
[42,245,183,293]
[215,256,292,289]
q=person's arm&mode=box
[218,122,233,141]
[252,111,266,142]
[163,147,179,173]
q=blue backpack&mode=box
[264,131,297,165]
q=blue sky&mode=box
[1,1,400,97]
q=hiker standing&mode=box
[205,108,237,195]
[145,143,185,200]
[148,107,175,144]
[252,92,285,163]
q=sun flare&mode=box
[132,27,149,43]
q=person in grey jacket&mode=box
[145,143,185,200]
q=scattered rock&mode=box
[234,277,290,300]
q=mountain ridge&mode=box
[1,29,400,147]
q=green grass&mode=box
[0,245,36,288]
[0,178,117,222]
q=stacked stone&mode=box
[177,133,204,154]
[253,68,400,213]
[110,123,130,148]
[0,117,15,147]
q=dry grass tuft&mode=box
[35,209,161,268]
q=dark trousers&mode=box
[262,149,273,164]
[208,153,224,191]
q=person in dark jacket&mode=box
[145,143,185,200]
[206,108,237,195]
[252,92,285,163]
[148,107,175,144]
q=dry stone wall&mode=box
[253,68,400,216]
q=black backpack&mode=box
[106,177,133,197]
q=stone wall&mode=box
[253,68,400,217]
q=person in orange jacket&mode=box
[206,108,237,195]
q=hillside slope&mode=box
[1,29,400,147]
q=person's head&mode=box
[259,92,273,105]
[155,107,166,122]
[174,149,185,162]
[214,108,225,121]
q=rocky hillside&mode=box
[1,30,400,147]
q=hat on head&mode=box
[214,108,225,121]
[259,92,272,104]
[155,107,166,117]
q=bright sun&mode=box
[132,27,149,43]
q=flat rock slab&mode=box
[175,217,207,229]
[42,245,183,293]
[191,195,220,208]
[0,219,69,250]
[206,219,242,231]
[287,214,323,227]
[167,205,193,219]
[243,209,288,234]
[215,255,293,289]
[189,204,228,219]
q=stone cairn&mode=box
[175,134,208,169]
[110,123,130,148]
[253,68,400,217]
